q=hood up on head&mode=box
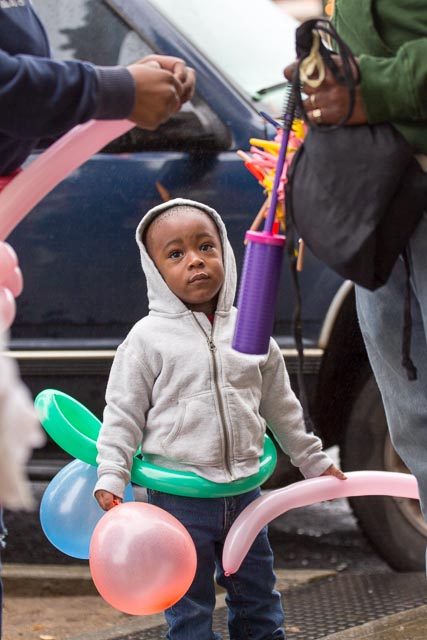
[135,198,237,316]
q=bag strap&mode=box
[292,18,360,131]
[283,143,315,432]
[285,18,360,433]
[288,234,315,433]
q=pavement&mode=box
[3,563,427,640]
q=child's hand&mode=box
[95,489,122,511]
[321,464,347,480]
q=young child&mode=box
[94,198,346,640]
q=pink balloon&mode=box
[1,265,23,297]
[0,119,133,240]
[89,502,197,615]
[0,286,16,330]
[0,241,23,328]
[222,471,419,575]
[0,242,17,272]
[0,244,22,294]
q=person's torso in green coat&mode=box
[332,0,427,153]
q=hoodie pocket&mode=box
[161,391,223,465]
[224,387,265,461]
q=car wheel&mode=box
[341,373,427,572]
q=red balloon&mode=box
[89,502,197,615]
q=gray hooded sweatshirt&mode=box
[95,198,333,498]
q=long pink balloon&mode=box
[0,119,133,240]
[222,471,419,575]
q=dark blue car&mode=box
[9,0,425,570]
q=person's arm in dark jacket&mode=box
[0,49,133,138]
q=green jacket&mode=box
[332,0,427,153]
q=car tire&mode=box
[341,373,427,572]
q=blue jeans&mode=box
[147,488,285,640]
[0,505,6,639]
[356,211,427,517]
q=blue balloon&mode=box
[40,459,134,559]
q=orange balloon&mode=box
[89,502,197,615]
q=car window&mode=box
[32,0,131,65]
[148,0,298,115]
[32,0,230,153]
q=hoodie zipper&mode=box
[191,312,234,480]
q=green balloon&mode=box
[35,389,99,465]
[35,389,277,498]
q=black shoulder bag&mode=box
[285,19,427,382]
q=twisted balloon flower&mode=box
[237,119,306,233]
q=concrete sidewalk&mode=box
[3,563,427,640]
[321,605,427,639]
[3,563,334,640]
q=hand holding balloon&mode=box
[40,460,134,559]
[95,489,122,511]
[321,463,347,480]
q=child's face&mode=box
[145,209,225,315]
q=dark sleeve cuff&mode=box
[93,66,135,120]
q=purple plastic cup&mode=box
[233,230,286,354]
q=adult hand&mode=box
[127,61,180,129]
[95,489,122,511]
[142,54,196,104]
[127,55,195,130]
[284,55,368,126]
